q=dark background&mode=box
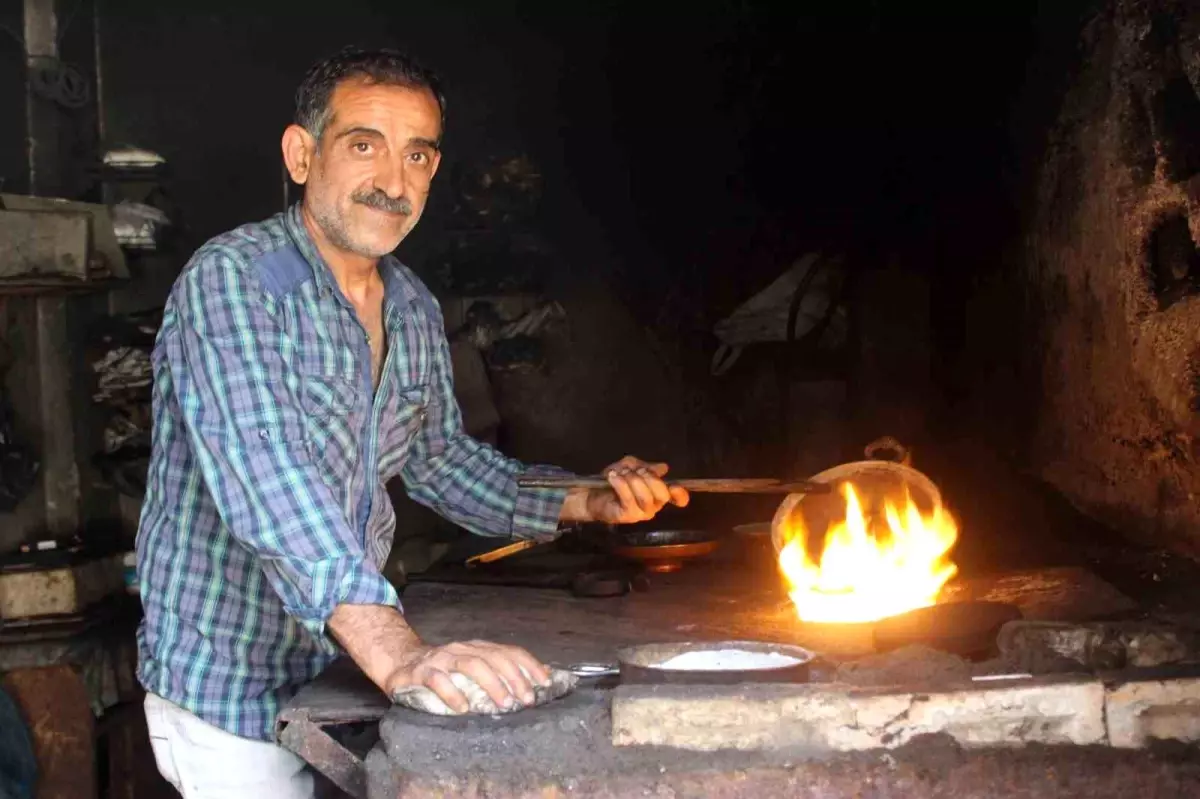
[0,0,1100,497]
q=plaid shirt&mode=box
[136,205,568,740]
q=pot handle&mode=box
[864,436,911,466]
[561,662,620,679]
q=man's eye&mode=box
[409,152,429,165]
[352,142,372,154]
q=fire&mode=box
[777,482,958,623]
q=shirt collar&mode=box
[284,203,418,312]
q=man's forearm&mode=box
[327,604,427,693]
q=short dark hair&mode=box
[294,45,446,143]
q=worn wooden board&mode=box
[278,659,389,729]
[3,665,97,799]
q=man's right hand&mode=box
[384,639,552,713]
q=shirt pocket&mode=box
[300,372,365,483]
[377,385,429,481]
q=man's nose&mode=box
[375,155,407,199]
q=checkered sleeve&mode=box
[165,248,401,642]
[400,300,570,542]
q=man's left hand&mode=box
[562,456,690,524]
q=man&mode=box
[137,46,688,798]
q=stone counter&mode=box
[364,686,1200,799]
[283,561,1189,797]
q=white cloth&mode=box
[391,666,578,716]
[144,692,315,798]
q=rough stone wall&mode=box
[1024,0,1200,554]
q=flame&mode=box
[777,482,958,623]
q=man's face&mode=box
[288,79,442,259]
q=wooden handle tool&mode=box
[464,539,540,568]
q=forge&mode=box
[281,570,1200,797]
[277,455,1200,798]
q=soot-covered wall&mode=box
[992,0,1200,554]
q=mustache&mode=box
[352,190,413,215]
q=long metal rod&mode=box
[516,476,831,494]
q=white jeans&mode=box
[144,692,316,798]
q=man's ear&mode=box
[282,124,317,185]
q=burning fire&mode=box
[777,482,958,623]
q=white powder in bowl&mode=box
[655,649,802,671]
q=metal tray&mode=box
[616,640,817,685]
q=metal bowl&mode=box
[770,460,944,556]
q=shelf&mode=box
[88,166,169,183]
[0,277,128,297]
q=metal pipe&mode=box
[23,0,58,195]
[92,0,104,143]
